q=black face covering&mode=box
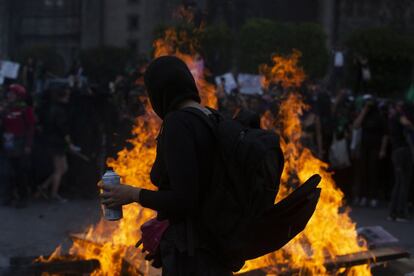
[144,56,201,119]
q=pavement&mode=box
[350,206,414,256]
[0,199,413,275]
[0,199,101,267]
[350,206,414,275]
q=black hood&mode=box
[144,56,200,119]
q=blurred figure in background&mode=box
[67,85,103,198]
[35,87,76,202]
[316,87,334,161]
[331,89,354,198]
[301,105,323,158]
[0,84,35,208]
[353,95,387,207]
[301,87,323,159]
[387,101,413,221]
[22,57,36,94]
[354,55,371,95]
[35,60,47,95]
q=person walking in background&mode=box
[301,89,323,159]
[35,86,77,203]
[353,95,387,207]
[354,55,371,95]
[0,84,35,208]
[387,101,413,221]
[22,57,36,94]
[35,60,47,95]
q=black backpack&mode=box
[184,107,321,271]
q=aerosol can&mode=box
[101,170,123,221]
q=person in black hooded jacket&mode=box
[100,56,232,275]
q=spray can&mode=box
[102,170,123,221]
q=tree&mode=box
[200,23,233,75]
[345,27,414,96]
[292,23,329,80]
[238,19,290,73]
[80,47,132,85]
[238,19,329,79]
[153,22,234,75]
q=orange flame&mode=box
[260,49,306,90]
[173,5,195,24]
[41,28,371,276]
[239,52,371,275]
[40,25,217,275]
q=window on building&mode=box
[44,0,65,7]
[56,0,65,7]
[128,15,140,31]
[44,0,53,6]
[128,39,139,52]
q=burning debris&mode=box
[240,51,371,275]
[32,24,218,276]
[31,20,407,276]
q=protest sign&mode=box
[0,60,20,79]
[215,72,237,94]
[238,73,263,95]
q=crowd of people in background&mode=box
[0,55,413,223]
[0,57,146,208]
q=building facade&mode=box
[3,0,90,69]
[337,0,414,42]
[1,0,192,69]
[1,0,412,70]
[102,0,182,56]
[0,0,11,59]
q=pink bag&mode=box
[136,219,170,256]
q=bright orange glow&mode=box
[240,52,371,275]
[39,26,217,275]
[260,49,306,90]
[39,32,371,276]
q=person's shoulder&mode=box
[163,110,193,130]
[163,109,207,132]
[164,109,203,123]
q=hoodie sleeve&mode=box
[138,111,199,218]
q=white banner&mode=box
[215,73,237,94]
[237,73,263,95]
[0,60,20,79]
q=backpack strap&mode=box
[181,107,221,257]
[181,107,220,138]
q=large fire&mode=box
[40,25,371,276]
[39,26,217,275]
[239,51,371,275]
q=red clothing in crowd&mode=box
[2,105,35,147]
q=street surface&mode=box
[0,200,413,275]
